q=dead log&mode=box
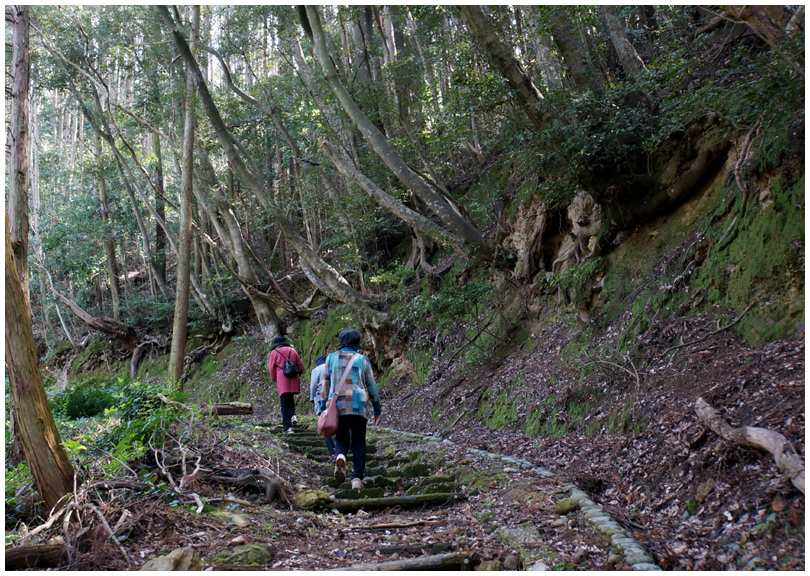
[331,551,478,571]
[210,402,253,415]
[695,397,805,494]
[6,545,64,570]
[51,289,137,350]
[327,492,456,513]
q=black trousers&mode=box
[334,414,368,480]
[280,392,296,429]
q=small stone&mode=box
[229,535,247,546]
[526,561,549,571]
[695,478,715,503]
[630,562,661,570]
[476,559,502,571]
[141,548,201,571]
[503,555,520,570]
[625,553,654,565]
[550,518,567,527]
[605,554,621,569]
[555,498,577,514]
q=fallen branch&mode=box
[331,551,479,571]
[6,545,64,570]
[352,519,441,530]
[209,402,254,415]
[695,397,804,494]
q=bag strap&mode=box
[333,353,360,397]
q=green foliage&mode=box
[405,281,495,334]
[50,377,118,420]
[5,462,32,503]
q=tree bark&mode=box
[8,5,31,302]
[168,6,199,389]
[695,397,804,494]
[5,224,75,513]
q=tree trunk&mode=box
[8,5,31,302]
[547,6,605,96]
[601,6,648,80]
[153,132,167,284]
[96,133,121,321]
[169,6,199,388]
[458,5,550,132]
[306,6,490,255]
[5,225,75,513]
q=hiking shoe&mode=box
[334,454,347,484]
[351,478,363,491]
[285,428,294,434]
[291,415,298,427]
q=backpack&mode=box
[280,347,300,378]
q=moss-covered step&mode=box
[327,492,458,513]
[405,482,456,495]
[333,487,386,499]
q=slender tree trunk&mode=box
[601,6,648,80]
[6,224,75,512]
[169,5,199,388]
[96,134,121,320]
[457,6,551,132]
[547,6,605,96]
[9,4,31,301]
[153,133,167,284]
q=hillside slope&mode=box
[176,140,805,570]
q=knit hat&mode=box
[337,329,362,350]
[271,335,288,349]
[315,355,327,366]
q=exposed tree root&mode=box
[695,397,805,494]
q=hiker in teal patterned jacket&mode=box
[320,329,381,490]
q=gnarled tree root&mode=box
[695,397,804,494]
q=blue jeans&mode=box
[335,414,368,480]
[324,435,336,456]
[280,393,296,429]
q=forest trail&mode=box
[193,418,659,571]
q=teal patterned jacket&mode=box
[320,348,381,420]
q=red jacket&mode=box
[268,346,305,396]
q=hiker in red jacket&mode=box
[268,335,305,434]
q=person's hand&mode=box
[372,415,382,426]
